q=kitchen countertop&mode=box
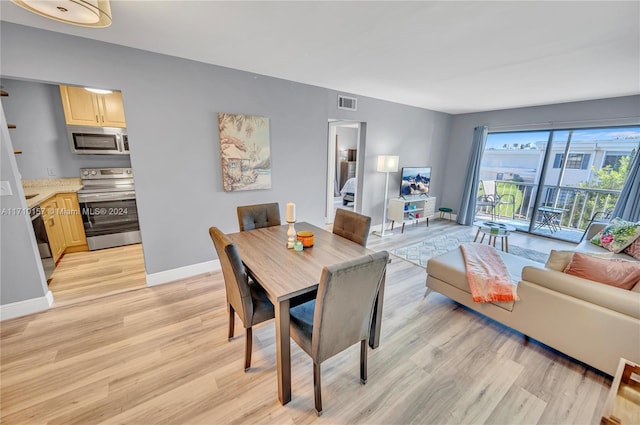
[22,178,83,209]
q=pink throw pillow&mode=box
[624,238,640,260]
[564,252,640,290]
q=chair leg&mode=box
[244,327,252,372]
[360,340,367,384]
[314,362,323,416]
[228,305,235,341]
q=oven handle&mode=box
[78,191,136,202]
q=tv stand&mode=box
[388,196,436,233]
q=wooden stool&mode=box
[439,207,453,221]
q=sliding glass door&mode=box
[476,126,639,242]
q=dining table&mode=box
[227,222,385,405]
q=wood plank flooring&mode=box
[1,220,610,424]
[48,244,146,307]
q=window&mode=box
[602,152,631,171]
[553,153,590,169]
[479,125,639,243]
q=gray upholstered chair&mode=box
[209,227,275,371]
[289,251,389,415]
[332,208,372,247]
[237,202,281,231]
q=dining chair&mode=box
[332,208,372,247]
[237,202,281,231]
[289,250,389,415]
[209,227,275,371]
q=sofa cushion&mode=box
[545,249,613,271]
[590,217,640,253]
[624,238,640,261]
[427,248,538,311]
[522,265,640,319]
[564,252,640,290]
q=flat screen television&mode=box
[400,167,431,196]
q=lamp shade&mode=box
[11,0,112,28]
[376,155,399,173]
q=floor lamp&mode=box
[373,155,399,238]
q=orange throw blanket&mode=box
[460,243,518,303]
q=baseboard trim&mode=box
[146,260,221,287]
[1,290,54,321]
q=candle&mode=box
[286,202,296,223]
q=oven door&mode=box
[78,191,141,250]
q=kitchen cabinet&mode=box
[40,193,88,262]
[41,197,66,263]
[57,193,88,250]
[388,196,437,233]
[59,85,126,128]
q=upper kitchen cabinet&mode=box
[59,85,126,128]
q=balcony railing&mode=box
[477,181,621,242]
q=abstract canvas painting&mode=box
[218,113,271,191]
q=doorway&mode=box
[1,77,146,306]
[326,121,362,224]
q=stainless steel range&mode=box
[77,167,141,250]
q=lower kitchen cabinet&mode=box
[41,198,66,263]
[41,193,88,263]
[57,193,88,250]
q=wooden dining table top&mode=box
[227,222,373,302]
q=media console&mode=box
[388,196,436,233]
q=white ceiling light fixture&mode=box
[84,87,112,94]
[10,0,112,28]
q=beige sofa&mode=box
[426,223,640,376]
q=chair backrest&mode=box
[332,209,372,247]
[481,180,497,198]
[209,227,253,325]
[311,251,389,363]
[237,203,281,231]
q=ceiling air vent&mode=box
[338,95,357,111]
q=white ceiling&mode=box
[1,1,639,114]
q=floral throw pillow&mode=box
[590,217,640,253]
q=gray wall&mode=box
[442,95,640,212]
[0,103,49,305]
[336,127,358,151]
[0,22,452,295]
[326,89,452,223]
[1,78,131,179]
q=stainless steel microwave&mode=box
[68,126,129,155]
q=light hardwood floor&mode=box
[1,220,610,424]
[48,244,146,307]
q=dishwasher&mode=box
[30,206,55,281]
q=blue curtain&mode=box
[612,147,640,222]
[457,125,488,225]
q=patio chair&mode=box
[478,180,516,219]
[579,210,613,242]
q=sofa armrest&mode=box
[585,222,607,240]
[521,265,640,319]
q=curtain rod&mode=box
[489,115,640,131]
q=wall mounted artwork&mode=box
[218,113,271,192]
